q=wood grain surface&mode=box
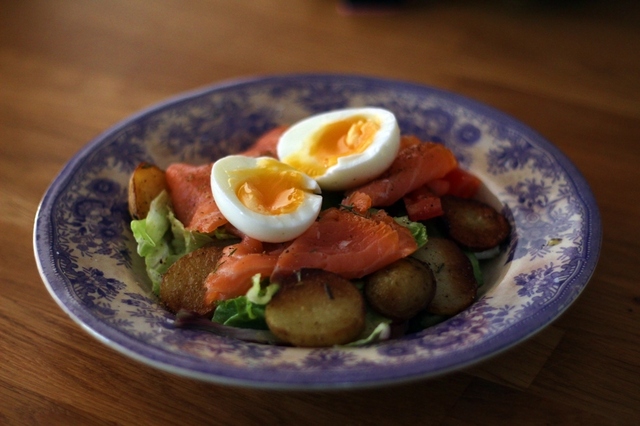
[2,1,639,424]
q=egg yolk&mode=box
[284,115,380,178]
[230,158,309,215]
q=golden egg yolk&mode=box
[284,115,380,178]
[230,158,309,215]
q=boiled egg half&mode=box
[277,107,400,191]
[211,155,322,243]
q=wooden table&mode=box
[2,1,639,424]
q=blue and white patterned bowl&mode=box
[34,74,601,389]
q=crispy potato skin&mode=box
[365,258,436,321]
[128,162,168,220]
[441,195,510,252]
[412,237,477,316]
[160,245,223,317]
[266,269,366,347]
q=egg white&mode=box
[210,155,322,243]
[277,107,401,191]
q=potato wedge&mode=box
[266,269,365,347]
[128,162,168,220]
[440,195,510,252]
[365,258,436,321]
[160,245,224,316]
[412,237,477,316]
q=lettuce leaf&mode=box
[211,297,270,330]
[342,308,392,347]
[394,215,428,248]
[130,190,213,295]
[211,274,279,330]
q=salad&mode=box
[129,107,510,347]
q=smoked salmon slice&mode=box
[272,207,418,280]
[165,163,228,233]
[204,236,282,303]
[399,134,422,149]
[240,125,288,158]
[344,141,458,209]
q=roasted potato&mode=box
[365,258,436,321]
[440,195,510,252]
[266,269,366,347]
[160,245,224,317]
[411,237,477,316]
[128,162,168,220]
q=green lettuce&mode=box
[394,215,428,248]
[342,308,392,347]
[130,190,214,295]
[211,274,279,330]
[211,298,270,330]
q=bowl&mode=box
[34,74,601,389]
